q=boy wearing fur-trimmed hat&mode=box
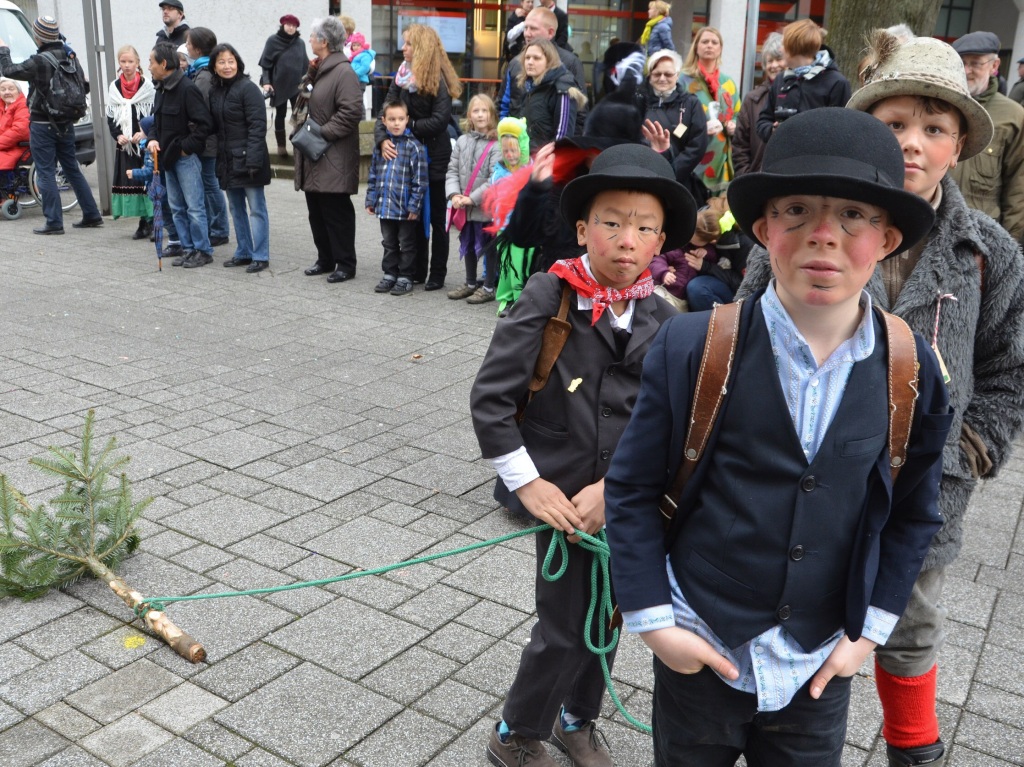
[472,143,694,767]
[737,34,1024,767]
[605,108,953,766]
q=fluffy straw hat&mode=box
[847,31,994,160]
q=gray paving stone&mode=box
[192,642,302,703]
[139,682,229,735]
[253,487,328,517]
[203,470,274,499]
[421,621,498,665]
[185,719,255,761]
[392,453,495,496]
[306,515,436,569]
[183,431,285,469]
[968,682,1024,731]
[34,701,102,741]
[956,712,1024,764]
[413,679,499,728]
[227,534,309,570]
[265,511,340,544]
[235,748,297,767]
[272,457,382,503]
[162,495,289,547]
[392,584,479,631]
[441,544,537,614]
[0,650,109,715]
[267,596,427,679]
[79,713,175,767]
[361,646,461,705]
[0,719,69,767]
[65,658,182,724]
[0,699,21,732]
[344,708,459,767]
[452,639,525,697]
[37,745,109,767]
[14,607,122,660]
[0,643,41,684]
[126,736,224,767]
[0,588,82,643]
[119,439,193,478]
[216,663,402,767]
[173,543,236,574]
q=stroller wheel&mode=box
[1,198,21,220]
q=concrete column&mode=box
[1012,0,1024,76]
[708,0,748,86]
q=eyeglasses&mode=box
[962,56,997,72]
[650,71,678,79]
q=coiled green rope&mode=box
[136,523,651,733]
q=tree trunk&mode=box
[88,557,206,664]
[827,0,944,85]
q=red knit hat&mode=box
[280,14,300,27]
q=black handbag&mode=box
[291,118,328,162]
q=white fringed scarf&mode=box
[105,77,156,156]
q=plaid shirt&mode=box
[365,129,428,220]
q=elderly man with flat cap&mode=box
[950,30,1024,244]
[156,0,190,47]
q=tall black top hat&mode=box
[560,143,697,251]
[727,108,935,258]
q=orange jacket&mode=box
[0,92,30,170]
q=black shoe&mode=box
[164,243,184,256]
[223,257,252,267]
[132,220,153,240]
[326,270,353,283]
[72,217,103,229]
[390,278,413,296]
[374,276,397,293]
[182,250,213,268]
[33,225,64,235]
[424,281,445,291]
[304,264,330,276]
[209,235,229,247]
[245,261,269,273]
[886,741,946,766]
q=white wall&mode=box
[708,0,749,88]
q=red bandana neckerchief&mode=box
[120,72,141,100]
[548,257,654,326]
[698,62,720,101]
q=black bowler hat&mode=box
[560,143,697,251]
[727,108,935,258]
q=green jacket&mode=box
[949,77,1024,244]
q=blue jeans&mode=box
[29,121,100,228]
[226,186,269,262]
[163,153,210,254]
[686,275,735,312]
[200,155,229,239]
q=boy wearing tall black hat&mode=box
[604,108,953,766]
[472,143,694,767]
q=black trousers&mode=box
[274,97,297,134]
[502,527,616,740]
[380,218,418,280]
[651,660,852,767]
[415,178,449,283]
[305,191,356,275]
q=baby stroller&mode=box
[1,142,80,220]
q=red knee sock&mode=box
[875,660,940,748]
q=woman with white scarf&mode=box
[106,45,156,239]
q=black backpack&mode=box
[35,51,88,125]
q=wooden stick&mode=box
[88,557,206,663]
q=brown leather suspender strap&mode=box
[515,284,573,424]
[880,310,918,482]
[658,300,743,532]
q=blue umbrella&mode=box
[148,150,165,271]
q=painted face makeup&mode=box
[576,189,667,290]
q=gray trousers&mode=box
[875,567,948,677]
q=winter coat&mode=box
[350,50,375,85]
[259,29,309,108]
[365,129,427,219]
[504,11,528,62]
[293,53,363,195]
[152,69,212,168]
[1010,78,1024,106]
[736,176,1024,568]
[645,16,674,57]
[189,65,218,158]
[520,65,579,152]
[444,131,501,223]
[731,79,771,176]
[374,77,454,182]
[949,78,1024,244]
[650,243,718,299]
[755,54,851,143]
[500,50,587,128]
[0,91,30,169]
[0,41,84,123]
[638,80,708,185]
[155,23,189,48]
[209,74,271,189]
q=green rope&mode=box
[135,522,652,734]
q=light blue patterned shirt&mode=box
[623,283,899,712]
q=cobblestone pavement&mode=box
[1,168,1023,767]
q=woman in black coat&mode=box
[209,43,272,273]
[516,39,583,152]
[373,24,462,289]
[259,14,309,157]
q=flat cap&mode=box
[952,31,1000,55]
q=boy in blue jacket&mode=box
[604,108,952,767]
[366,99,427,296]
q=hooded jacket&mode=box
[521,65,579,151]
[948,77,1024,244]
[209,73,271,189]
[737,176,1024,568]
[445,130,502,223]
[755,50,851,143]
[638,79,708,184]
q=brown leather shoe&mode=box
[550,720,612,767]
[486,727,557,767]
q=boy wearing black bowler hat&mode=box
[604,108,953,766]
[472,142,694,767]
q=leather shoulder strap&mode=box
[515,283,574,424]
[659,299,743,531]
[880,310,919,482]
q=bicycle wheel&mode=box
[29,164,80,213]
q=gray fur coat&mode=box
[736,176,1024,568]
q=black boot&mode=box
[132,218,153,240]
[275,129,288,158]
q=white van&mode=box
[0,0,95,164]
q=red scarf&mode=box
[120,72,141,100]
[698,61,720,101]
[548,257,654,326]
